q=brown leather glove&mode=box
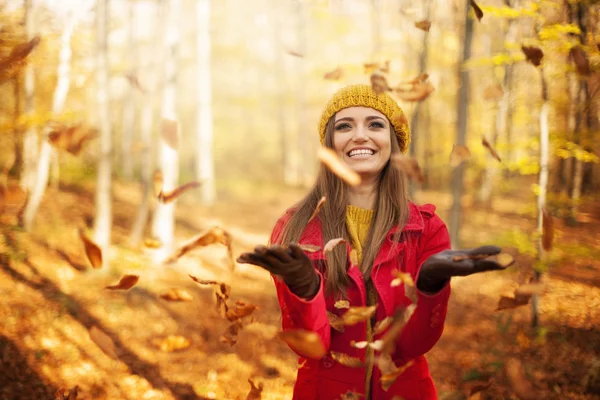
[417,245,508,293]
[237,243,320,299]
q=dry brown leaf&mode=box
[299,244,321,253]
[220,320,243,346]
[363,62,380,74]
[521,45,543,67]
[159,288,193,302]
[415,20,431,32]
[324,238,346,253]
[188,275,219,286]
[79,228,103,269]
[514,283,544,298]
[0,183,27,215]
[569,46,591,75]
[402,73,429,85]
[542,207,554,252]
[342,306,377,326]
[278,329,326,359]
[47,125,96,155]
[318,147,361,186]
[370,72,392,95]
[0,35,41,71]
[324,67,343,80]
[373,317,393,335]
[450,144,471,167]
[483,84,504,101]
[390,154,425,183]
[143,237,163,248]
[340,391,363,400]
[55,385,79,400]
[124,72,147,93]
[158,181,203,204]
[380,359,414,391]
[287,50,304,58]
[153,170,163,197]
[331,351,364,368]
[105,274,139,291]
[381,305,417,354]
[66,385,78,400]
[482,137,502,162]
[464,378,493,397]
[390,270,415,288]
[334,300,350,309]
[152,335,191,352]
[351,340,383,351]
[327,311,345,332]
[246,378,264,400]
[505,358,537,400]
[470,0,483,21]
[496,295,530,311]
[89,326,118,359]
[216,284,232,318]
[308,196,326,223]
[166,227,230,262]
[394,80,435,102]
[161,118,179,150]
[226,300,258,321]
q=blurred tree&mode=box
[294,0,310,187]
[20,0,37,192]
[120,0,137,180]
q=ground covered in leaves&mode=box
[1,180,599,400]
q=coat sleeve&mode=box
[269,213,331,359]
[395,209,451,362]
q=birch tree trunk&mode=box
[294,0,310,187]
[195,0,215,204]
[151,0,180,261]
[121,0,137,180]
[93,0,112,255]
[21,11,77,231]
[20,0,37,191]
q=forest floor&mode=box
[1,178,599,400]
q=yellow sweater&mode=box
[345,205,376,400]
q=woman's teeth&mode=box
[348,149,375,157]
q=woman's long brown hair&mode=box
[277,117,410,296]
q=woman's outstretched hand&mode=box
[417,245,511,293]
[237,243,320,299]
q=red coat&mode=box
[270,202,451,400]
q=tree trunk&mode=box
[93,0,112,256]
[449,0,473,249]
[20,0,37,191]
[121,0,136,180]
[10,76,23,179]
[295,0,310,187]
[195,0,215,204]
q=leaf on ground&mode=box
[415,20,431,31]
[318,147,361,187]
[379,357,414,391]
[153,170,163,198]
[505,358,537,400]
[569,46,591,75]
[470,0,483,21]
[331,351,364,368]
[483,84,504,101]
[161,118,179,149]
[246,378,264,400]
[324,238,346,253]
[278,329,326,359]
[159,288,193,302]
[482,137,502,162]
[390,270,415,288]
[334,299,350,309]
[308,196,326,222]
[166,227,230,262]
[158,181,203,204]
[67,386,78,400]
[299,244,321,253]
[370,71,392,95]
[89,326,118,359]
[542,207,554,251]
[496,295,530,311]
[380,305,417,354]
[390,154,425,183]
[226,300,258,322]
[151,335,191,352]
[105,274,139,291]
[79,228,102,269]
[327,311,345,332]
[342,306,377,326]
[324,67,343,80]
[521,45,543,67]
[340,391,363,400]
[464,379,493,397]
[373,317,393,335]
[450,145,471,167]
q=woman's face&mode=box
[333,106,392,180]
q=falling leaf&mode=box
[158,181,203,204]
[220,321,243,346]
[381,305,416,354]
[363,62,380,74]
[48,125,96,155]
[79,228,102,269]
[415,20,431,32]
[380,358,414,391]
[308,196,326,223]
[394,80,435,102]
[370,71,392,95]
[124,72,147,93]
[89,326,118,359]
[541,207,554,252]
[483,84,504,101]
[299,244,321,253]
[166,227,230,262]
[287,50,304,58]
[143,237,163,248]
[349,249,359,265]
[67,386,78,400]
[373,317,393,335]
[351,340,383,351]
[151,335,191,352]
[330,351,364,368]
[278,329,326,358]
[505,358,537,400]
[324,238,346,253]
[470,0,483,21]
[340,391,363,400]
[0,35,41,71]
[246,378,264,400]
[105,275,139,291]
[188,275,219,286]
[390,270,414,287]
[159,288,193,302]
[482,137,502,162]
[161,118,179,150]
[569,46,591,75]
[390,154,424,183]
[327,311,345,332]
[380,60,390,74]
[402,73,429,85]
[521,45,543,67]
[318,147,361,186]
[226,300,258,322]
[450,145,471,167]
[514,283,544,298]
[0,183,27,215]
[334,300,350,309]
[342,306,377,326]
[153,170,163,198]
[324,67,343,80]
[496,295,530,311]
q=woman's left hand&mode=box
[416,245,510,293]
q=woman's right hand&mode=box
[237,243,320,299]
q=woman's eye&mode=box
[335,123,351,130]
[370,121,385,129]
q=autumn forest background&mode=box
[0,0,599,399]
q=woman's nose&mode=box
[352,126,368,141]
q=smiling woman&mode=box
[237,84,507,400]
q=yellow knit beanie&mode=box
[318,84,410,153]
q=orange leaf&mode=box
[450,144,471,167]
[327,311,345,332]
[363,62,380,74]
[379,358,414,391]
[483,84,504,101]
[394,80,435,102]
[151,335,191,352]
[308,196,326,223]
[380,305,416,354]
[159,288,193,302]
[161,118,179,150]
[390,270,414,288]
[331,351,364,368]
[79,228,102,269]
[324,238,346,253]
[324,67,343,80]
[0,35,41,71]
[334,300,350,309]
[143,237,163,249]
[370,71,392,95]
[166,227,230,262]
[569,46,590,75]
[390,154,425,183]
[415,20,431,32]
[278,329,326,358]
[246,378,264,400]
[89,326,118,359]
[521,45,543,67]
[158,181,203,204]
[318,147,361,186]
[188,275,219,286]
[470,0,483,21]
[0,183,27,216]
[226,300,258,322]
[105,274,139,290]
[373,316,393,335]
[514,283,544,298]
[542,207,554,251]
[496,295,530,311]
[299,244,321,253]
[219,320,243,346]
[342,306,377,326]
[482,137,502,162]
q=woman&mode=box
[237,84,505,400]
